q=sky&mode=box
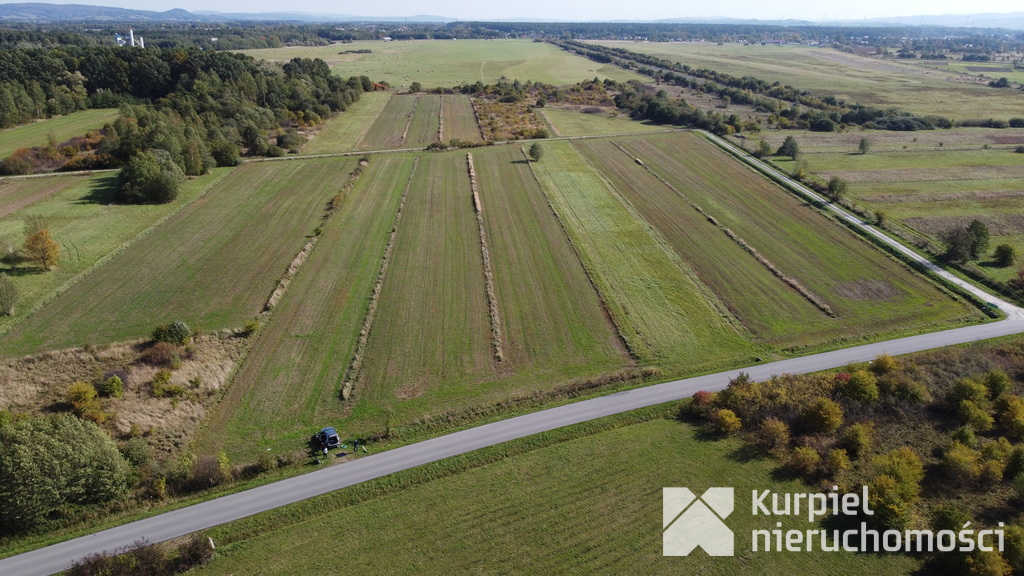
[8,0,1024,21]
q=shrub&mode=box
[787,446,821,477]
[1015,473,1024,502]
[949,377,991,407]
[931,502,970,532]
[0,156,31,175]
[152,321,192,345]
[141,341,179,367]
[802,397,844,434]
[712,408,742,435]
[994,244,1017,267]
[151,369,184,398]
[120,437,152,467]
[943,441,982,486]
[998,395,1024,441]
[951,425,978,447]
[874,446,924,501]
[66,381,106,422]
[979,458,1005,484]
[983,370,1011,398]
[839,370,879,402]
[242,319,259,337]
[190,455,229,488]
[870,354,899,375]
[1007,447,1024,480]
[958,400,994,431]
[824,448,852,476]
[752,417,790,455]
[97,375,124,398]
[880,373,932,404]
[838,422,873,458]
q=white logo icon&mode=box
[663,487,735,556]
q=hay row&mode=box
[341,157,420,400]
[520,145,636,361]
[466,152,505,363]
[262,162,367,315]
[613,143,836,317]
[468,99,487,141]
[400,95,419,147]
[437,95,445,142]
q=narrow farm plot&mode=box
[356,153,495,407]
[198,157,411,460]
[0,108,119,160]
[538,108,669,137]
[473,145,628,374]
[358,94,418,149]
[301,91,391,155]
[530,141,755,369]
[573,138,829,344]
[441,95,483,142]
[599,132,979,346]
[0,174,82,219]
[0,159,352,356]
[0,169,232,339]
[196,417,918,576]
[404,94,442,147]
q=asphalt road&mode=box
[3,131,1023,575]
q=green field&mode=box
[404,94,442,146]
[912,59,1024,85]
[240,39,645,89]
[440,94,482,142]
[0,175,81,219]
[195,416,919,575]
[0,160,350,356]
[539,108,670,137]
[301,91,391,155]
[759,131,1024,283]
[580,133,978,347]
[198,156,407,460]
[357,153,494,408]
[474,145,628,373]
[358,94,418,149]
[0,109,119,160]
[531,140,755,368]
[0,170,231,340]
[594,41,1022,120]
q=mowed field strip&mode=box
[0,174,82,219]
[301,91,391,155]
[358,94,418,149]
[538,108,669,137]
[0,159,352,356]
[441,94,483,142]
[356,153,494,408]
[0,169,232,339]
[199,157,410,460]
[193,418,917,576]
[0,108,119,160]
[404,94,442,147]
[623,134,976,335]
[473,145,628,374]
[531,140,755,369]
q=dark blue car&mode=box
[314,427,340,449]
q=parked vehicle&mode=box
[314,427,340,449]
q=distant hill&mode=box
[193,11,453,23]
[0,3,206,22]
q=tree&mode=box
[0,273,16,315]
[528,142,544,162]
[858,137,871,154]
[22,226,59,271]
[941,226,974,263]
[754,138,772,159]
[826,176,848,203]
[409,81,422,93]
[118,150,184,204]
[994,244,1017,267]
[0,413,132,533]
[777,135,800,160]
[967,219,990,259]
[874,209,887,226]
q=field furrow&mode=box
[358,153,495,404]
[531,140,755,369]
[473,145,627,372]
[404,94,442,147]
[199,156,411,459]
[442,95,483,142]
[358,94,418,149]
[1,159,352,355]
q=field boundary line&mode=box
[521,145,637,361]
[698,130,1024,321]
[438,95,445,142]
[0,168,234,342]
[466,152,505,363]
[341,158,420,400]
[611,140,837,318]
